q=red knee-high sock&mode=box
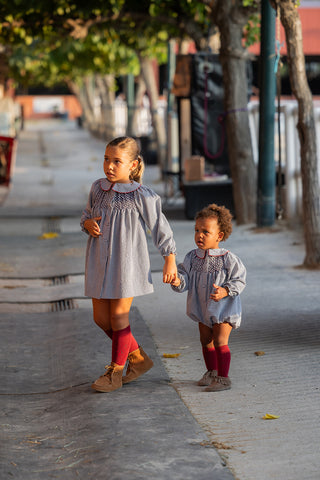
[129,335,139,353]
[202,346,218,371]
[106,328,138,353]
[112,326,132,366]
[216,345,231,377]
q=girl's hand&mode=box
[84,217,102,237]
[210,283,228,302]
[163,254,177,284]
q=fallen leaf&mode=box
[254,351,265,356]
[38,232,59,240]
[262,413,280,420]
[163,353,180,358]
[211,441,233,450]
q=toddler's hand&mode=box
[163,270,177,284]
[170,276,181,287]
[84,217,102,237]
[210,283,228,302]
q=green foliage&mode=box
[242,0,259,6]
[0,1,160,88]
[243,13,260,47]
[0,0,261,89]
[7,28,141,88]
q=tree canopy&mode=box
[0,0,213,87]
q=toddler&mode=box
[171,203,246,391]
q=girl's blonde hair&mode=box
[107,136,145,183]
[195,203,233,241]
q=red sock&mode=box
[112,326,132,366]
[106,328,138,353]
[216,345,231,377]
[202,346,218,371]
[129,335,139,353]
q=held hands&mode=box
[170,276,181,287]
[84,217,102,237]
[210,283,228,302]
[163,253,178,284]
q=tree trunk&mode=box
[276,0,320,267]
[95,74,116,140]
[213,0,257,224]
[132,75,147,136]
[68,78,96,130]
[0,52,9,100]
[82,76,98,133]
[139,56,167,170]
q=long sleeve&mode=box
[136,186,176,257]
[80,182,95,234]
[171,252,192,293]
[223,252,246,297]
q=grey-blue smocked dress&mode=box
[80,178,176,299]
[172,248,246,329]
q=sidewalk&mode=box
[1,119,319,479]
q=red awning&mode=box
[248,7,320,56]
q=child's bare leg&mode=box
[198,322,214,348]
[109,297,133,330]
[92,298,112,336]
[212,322,232,348]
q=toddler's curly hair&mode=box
[195,203,233,241]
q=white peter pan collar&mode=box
[195,248,228,258]
[100,178,141,193]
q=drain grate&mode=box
[42,217,61,234]
[51,275,69,286]
[51,299,76,312]
[0,275,82,313]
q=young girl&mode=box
[171,203,246,391]
[81,136,177,393]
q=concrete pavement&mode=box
[1,118,319,479]
[0,119,233,480]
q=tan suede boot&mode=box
[122,347,154,384]
[205,376,231,392]
[197,369,218,386]
[91,362,124,392]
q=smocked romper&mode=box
[172,248,246,329]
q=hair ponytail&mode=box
[130,154,145,183]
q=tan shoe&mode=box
[197,370,218,386]
[91,362,124,392]
[205,376,231,392]
[122,347,154,384]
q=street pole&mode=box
[166,40,180,198]
[166,39,177,171]
[125,74,135,136]
[167,40,176,116]
[257,0,276,226]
